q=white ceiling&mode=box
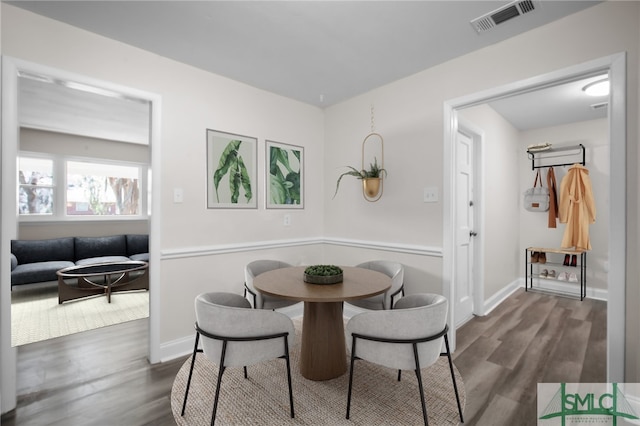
[19,74,151,144]
[10,0,607,136]
[487,72,609,131]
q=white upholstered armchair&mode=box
[244,259,299,309]
[181,292,295,425]
[346,260,404,310]
[345,293,464,425]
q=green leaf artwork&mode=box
[267,142,303,208]
[213,139,252,204]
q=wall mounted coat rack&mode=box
[527,143,585,170]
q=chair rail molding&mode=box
[161,237,442,260]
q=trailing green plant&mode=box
[304,265,343,276]
[213,140,252,204]
[333,157,386,198]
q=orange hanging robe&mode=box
[558,164,596,250]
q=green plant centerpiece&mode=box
[304,264,344,285]
[333,157,387,199]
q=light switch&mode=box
[284,214,291,226]
[423,187,438,203]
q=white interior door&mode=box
[454,130,474,326]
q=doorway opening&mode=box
[1,56,163,411]
[443,53,626,382]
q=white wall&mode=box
[323,2,639,379]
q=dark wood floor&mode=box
[1,287,605,425]
[1,318,187,426]
[453,288,606,425]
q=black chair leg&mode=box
[414,369,429,426]
[413,343,429,426]
[397,369,402,381]
[181,332,200,416]
[243,366,248,379]
[211,364,226,426]
[444,334,464,423]
[346,337,357,419]
[211,342,228,426]
[284,336,295,418]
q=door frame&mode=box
[443,53,626,382]
[0,56,163,413]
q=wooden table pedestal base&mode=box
[300,301,346,381]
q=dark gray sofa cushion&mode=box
[126,234,149,256]
[11,260,75,285]
[74,235,127,262]
[11,237,75,265]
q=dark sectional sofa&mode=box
[10,234,149,288]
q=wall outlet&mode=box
[423,187,438,203]
[173,188,184,203]
[284,214,291,226]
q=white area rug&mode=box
[11,284,149,346]
[172,319,465,425]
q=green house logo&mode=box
[539,383,639,425]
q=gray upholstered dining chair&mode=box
[181,292,295,425]
[244,259,299,309]
[345,293,464,426]
[346,260,404,310]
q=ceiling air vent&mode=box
[471,0,538,34]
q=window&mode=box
[66,161,140,216]
[18,153,146,220]
[18,156,54,215]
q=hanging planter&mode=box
[332,106,386,202]
[333,154,386,201]
[362,177,381,198]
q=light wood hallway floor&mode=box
[453,287,606,425]
[1,287,605,425]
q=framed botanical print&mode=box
[206,129,257,209]
[265,140,304,209]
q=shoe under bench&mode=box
[525,247,587,301]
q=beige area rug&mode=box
[11,284,149,346]
[171,320,465,425]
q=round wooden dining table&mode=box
[253,265,391,381]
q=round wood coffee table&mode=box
[253,265,390,381]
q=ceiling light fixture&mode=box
[582,78,610,97]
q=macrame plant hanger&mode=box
[361,104,384,202]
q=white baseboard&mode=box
[475,274,608,319]
[480,279,521,316]
[159,335,193,363]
